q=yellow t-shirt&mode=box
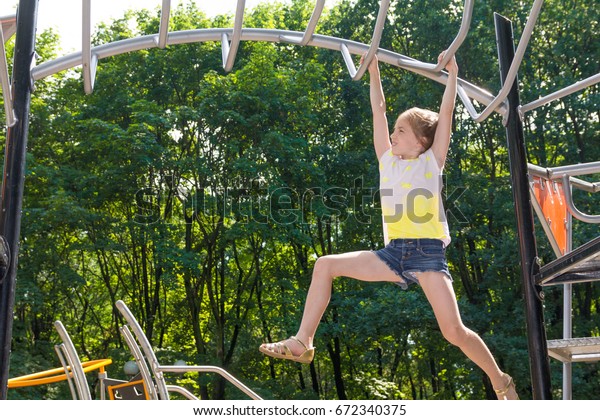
[379,148,450,246]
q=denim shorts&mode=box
[372,238,453,289]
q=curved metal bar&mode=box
[54,344,78,399]
[562,174,600,223]
[528,162,600,193]
[519,72,600,115]
[546,161,600,180]
[222,0,246,72]
[458,0,543,123]
[435,0,474,72]
[119,325,158,400]
[116,300,261,400]
[1,14,17,40]
[7,358,112,387]
[570,178,600,194]
[165,385,199,400]
[457,84,496,121]
[0,17,16,127]
[341,0,390,81]
[280,0,325,45]
[53,321,92,400]
[82,0,97,95]
[160,365,263,400]
[398,0,474,73]
[30,28,506,119]
[116,301,168,399]
[156,0,171,49]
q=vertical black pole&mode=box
[495,13,552,399]
[0,0,38,399]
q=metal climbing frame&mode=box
[527,162,600,400]
[27,0,506,117]
[1,0,599,399]
[1,1,597,128]
[493,1,599,396]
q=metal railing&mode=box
[528,162,600,223]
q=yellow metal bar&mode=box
[7,359,111,388]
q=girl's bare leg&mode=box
[268,251,399,355]
[262,252,518,399]
[418,271,519,400]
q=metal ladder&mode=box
[529,162,600,399]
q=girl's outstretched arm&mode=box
[431,51,458,169]
[365,55,391,160]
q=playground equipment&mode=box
[528,162,600,399]
[115,299,262,400]
[0,0,598,399]
[7,320,113,399]
[9,303,261,400]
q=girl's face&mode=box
[390,116,425,159]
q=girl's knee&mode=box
[313,256,331,274]
[441,324,470,347]
[313,255,340,279]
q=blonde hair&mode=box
[397,107,439,151]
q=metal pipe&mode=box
[156,0,171,48]
[0,15,17,40]
[53,321,92,400]
[562,175,600,223]
[280,0,325,45]
[528,163,600,193]
[120,325,158,400]
[465,0,544,123]
[160,365,263,400]
[82,0,97,94]
[165,385,199,399]
[0,0,38,400]
[496,12,552,400]
[398,0,474,73]
[54,344,78,400]
[341,0,390,81]
[563,209,573,400]
[116,301,169,400]
[29,28,508,119]
[520,73,600,115]
[222,0,245,72]
[527,161,600,180]
[547,161,600,179]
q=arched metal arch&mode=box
[1,0,598,129]
[27,0,509,123]
[31,26,506,113]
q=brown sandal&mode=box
[259,336,315,364]
[495,375,519,400]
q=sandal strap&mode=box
[289,336,309,351]
[271,341,292,356]
[494,375,514,396]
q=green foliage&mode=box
[4,0,598,400]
